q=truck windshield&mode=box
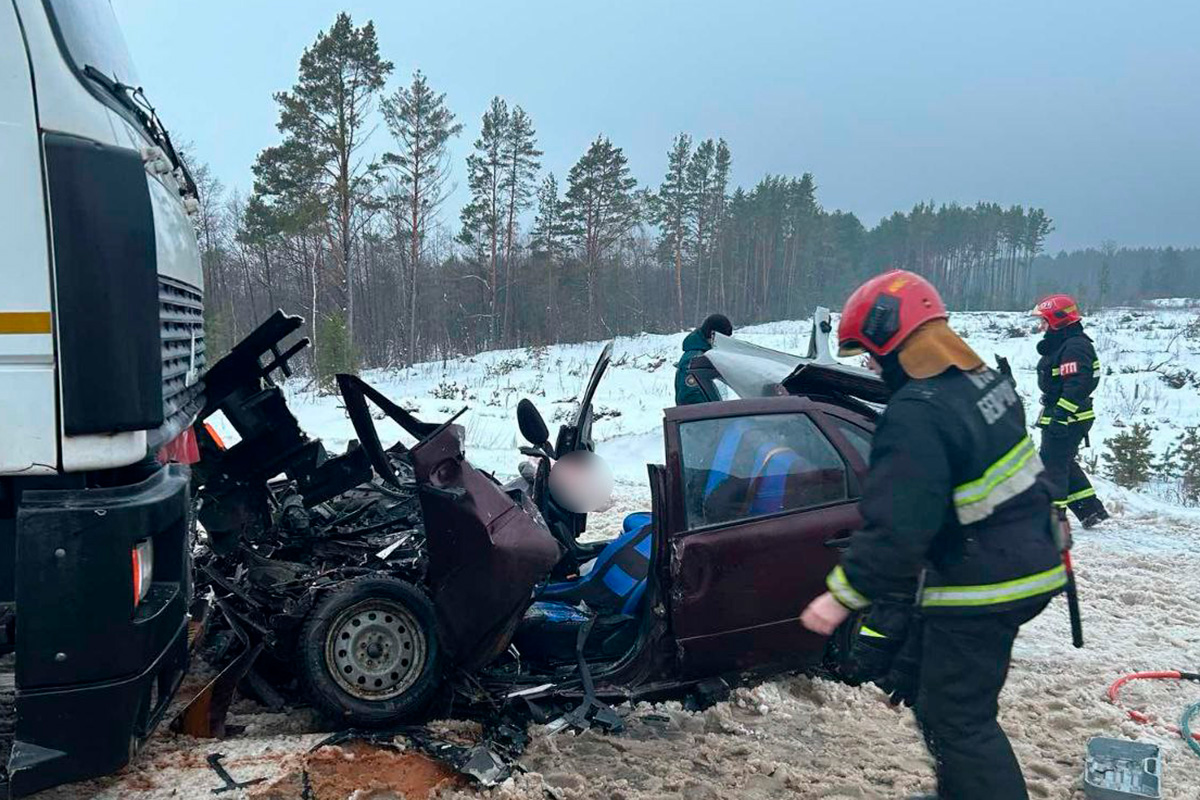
[44,0,139,85]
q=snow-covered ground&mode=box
[46,305,1200,800]
[215,303,1200,510]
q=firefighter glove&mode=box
[843,599,913,686]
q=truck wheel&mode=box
[298,577,441,727]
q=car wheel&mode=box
[299,577,440,727]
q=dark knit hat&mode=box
[701,313,733,338]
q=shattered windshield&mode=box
[703,334,802,398]
[44,0,140,86]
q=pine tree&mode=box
[687,139,716,320]
[380,70,463,365]
[315,311,357,393]
[1103,423,1155,488]
[244,143,325,361]
[650,134,692,327]
[562,136,640,335]
[1158,247,1184,296]
[460,97,510,343]
[707,139,732,309]
[1163,425,1200,504]
[530,174,567,342]
[499,106,542,340]
[271,13,392,342]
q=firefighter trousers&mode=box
[915,602,1048,800]
[1039,421,1106,522]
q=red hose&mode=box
[1107,671,1200,742]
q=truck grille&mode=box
[159,278,205,421]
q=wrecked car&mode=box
[181,310,885,736]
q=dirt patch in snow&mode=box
[250,742,463,799]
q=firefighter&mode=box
[674,313,733,405]
[800,270,1066,800]
[1031,294,1109,529]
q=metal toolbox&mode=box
[1083,737,1162,800]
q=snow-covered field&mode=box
[256,301,1200,510]
[44,303,1200,800]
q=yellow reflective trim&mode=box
[0,311,51,334]
[1052,499,1069,508]
[953,436,1036,506]
[859,626,887,639]
[1066,487,1096,503]
[826,565,870,611]
[921,565,1068,608]
[953,436,1043,525]
[1051,367,1060,376]
[1057,397,1079,413]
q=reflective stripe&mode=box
[952,436,1043,525]
[1093,360,1101,370]
[859,626,886,639]
[921,565,1068,608]
[1057,397,1079,413]
[1072,409,1096,422]
[1051,367,1059,376]
[1038,415,1051,426]
[827,565,870,610]
[1066,487,1097,503]
[1053,499,1069,509]
[0,311,52,334]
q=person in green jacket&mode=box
[675,314,733,405]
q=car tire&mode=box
[298,577,441,727]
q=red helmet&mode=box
[838,270,948,358]
[1031,294,1081,330]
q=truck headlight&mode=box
[132,539,154,608]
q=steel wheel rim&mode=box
[324,598,426,701]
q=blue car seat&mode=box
[536,520,653,617]
[619,419,804,533]
[515,521,653,664]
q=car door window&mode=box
[825,416,873,464]
[678,413,848,530]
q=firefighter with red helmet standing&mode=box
[801,270,1066,800]
[1031,295,1109,529]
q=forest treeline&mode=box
[1031,245,1200,309]
[189,13,1197,380]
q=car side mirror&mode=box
[517,398,554,457]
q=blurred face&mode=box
[548,451,614,513]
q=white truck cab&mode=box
[0,1,203,794]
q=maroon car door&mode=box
[664,397,865,677]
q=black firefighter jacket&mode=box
[1036,323,1100,427]
[827,366,1066,615]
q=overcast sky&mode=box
[111,0,1200,252]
